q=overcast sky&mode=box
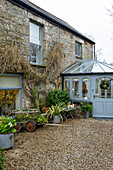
[29,0,113,63]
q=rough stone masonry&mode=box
[0,0,94,108]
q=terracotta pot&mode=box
[41,105,46,112]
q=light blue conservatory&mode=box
[61,58,113,119]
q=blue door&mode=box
[93,75,113,118]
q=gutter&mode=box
[60,72,113,76]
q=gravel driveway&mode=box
[5,119,113,169]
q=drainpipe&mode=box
[61,75,64,90]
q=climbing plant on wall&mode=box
[0,42,64,107]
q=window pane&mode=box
[95,78,113,98]
[72,78,79,98]
[30,22,40,44]
[30,22,42,65]
[82,78,90,99]
[30,43,41,64]
[64,78,70,92]
[0,90,20,115]
[0,76,20,87]
[76,41,81,57]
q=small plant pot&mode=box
[41,105,47,112]
[0,133,14,149]
[84,111,90,119]
[53,115,61,123]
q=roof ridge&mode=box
[27,0,69,25]
[8,0,95,44]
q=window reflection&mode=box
[82,78,90,99]
[75,41,82,58]
[72,78,79,98]
[30,43,41,64]
[96,78,113,98]
[30,22,42,65]
[64,78,70,92]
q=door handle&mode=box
[94,95,95,98]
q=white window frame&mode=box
[75,41,82,58]
[30,21,42,65]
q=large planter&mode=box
[84,111,90,119]
[53,115,61,123]
[0,133,14,149]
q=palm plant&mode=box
[44,104,64,122]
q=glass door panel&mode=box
[72,78,79,98]
[64,78,70,92]
[82,78,90,99]
[95,77,113,98]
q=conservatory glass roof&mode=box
[62,58,113,74]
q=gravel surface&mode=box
[5,119,113,169]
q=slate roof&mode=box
[8,0,95,44]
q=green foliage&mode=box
[39,98,46,107]
[46,89,69,107]
[39,98,46,111]
[16,113,26,122]
[31,87,39,109]
[44,104,64,121]
[15,112,47,123]
[0,148,6,169]
[81,103,93,113]
[38,114,48,123]
[0,116,16,134]
[16,113,37,122]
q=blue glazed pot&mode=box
[84,111,90,119]
[0,133,14,149]
[53,115,61,123]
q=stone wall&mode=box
[0,0,94,108]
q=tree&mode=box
[84,33,103,59]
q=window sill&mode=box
[30,63,46,68]
[76,56,82,59]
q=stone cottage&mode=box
[0,0,95,114]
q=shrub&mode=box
[46,89,69,107]
[38,114,48,123]
[81,103,93,113]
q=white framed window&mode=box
[0,74,22,115]
[75,41,82,58]
[30,21,42,65]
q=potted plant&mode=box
[44,104,64,123]
[38,114,48,124]
[0,116,16,149]
[39,98,47,112]
[80,103,93,119]
[82,88,88,98]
